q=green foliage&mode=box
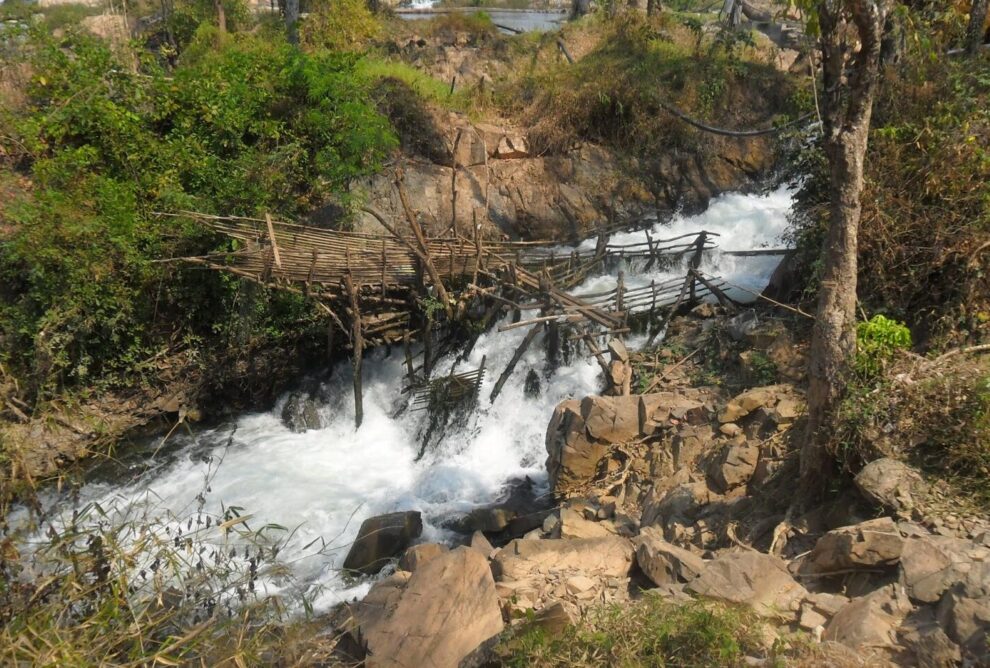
[0,26,396,397]
[747,350,779,386]
[785,6,990,348]
[419,295,446,320]
[855,315,912,379]
[496,596,781,667]
[300,0,382,53]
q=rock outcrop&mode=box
[348,547,503,667]
[343,511,423,575]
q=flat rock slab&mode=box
[687,550,807,621]
[493,536,635,582]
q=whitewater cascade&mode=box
[15,187,794,610]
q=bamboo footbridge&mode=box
[161,206,788,428]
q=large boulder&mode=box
[686,550,807,621]
[802,517,904,574]
[936,561,990,661]
[824,584,912,650]
[900,534,980,604]
[545,396,639,494]
[855,458,929,513]
[349,547,504,667]
[634,526,706,586]
[343,511,423,575]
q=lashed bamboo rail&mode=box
[161,208,777,427]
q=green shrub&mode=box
[300,0,382,52]
[855,314,912,379]
[0,25,396,397]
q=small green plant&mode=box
[419,295,446,320]
[855,314,912,379]
[747,351,778,386]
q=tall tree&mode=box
[800,0,891,496]
[285,0,300,44]
[967,0,989,54]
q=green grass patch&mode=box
[495,596,782,667]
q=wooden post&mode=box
[396,178,454,319]
[265,213,282,269]
[508,263,521,323]
[689,231,707,303]
[380,238,387,299]
[490,323,541,403]
[343,273,364,429]
[616,270,626,331]
[644,230,657,271]
[404,331,414,380]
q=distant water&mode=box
[396,7,567,33]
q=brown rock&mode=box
[914,627,962,668]
[398,543,448,573]
[469,531,495,558]
[803,517,904,574]
[582,395,640,442]
[824,584,911,649]
[718,387,777,423]
[350,547,503,667]
[855,458,929,513]
[686,550,807,620]
[559,507,615,539]
[634,526,706,585]
[525,600,574,637]
[493,537,635,582]
[708,441,760,492]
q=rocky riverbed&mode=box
[327,310,990,666]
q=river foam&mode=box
[14,186,793,611]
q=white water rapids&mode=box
[13,186,794,612]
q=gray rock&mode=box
[936,562,990,661]
[280,393,322,432]
[855,458,929,512]
[343,511,423,575]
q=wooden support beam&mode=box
[265,212,282,269]
[490,323,541,403]
[343,273,364,429]
[396,177,454,319]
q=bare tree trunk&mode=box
[801,0,889,498]
[285,0,300,44]
[968,0,989,55]
[215,0,227,33]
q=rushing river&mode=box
[12,187,793,611]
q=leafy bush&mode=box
[0,26,396,398]
[500,13,799,169]
[855,314,912,379]
[300,0,382,53]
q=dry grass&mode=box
[832,351,990,509]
